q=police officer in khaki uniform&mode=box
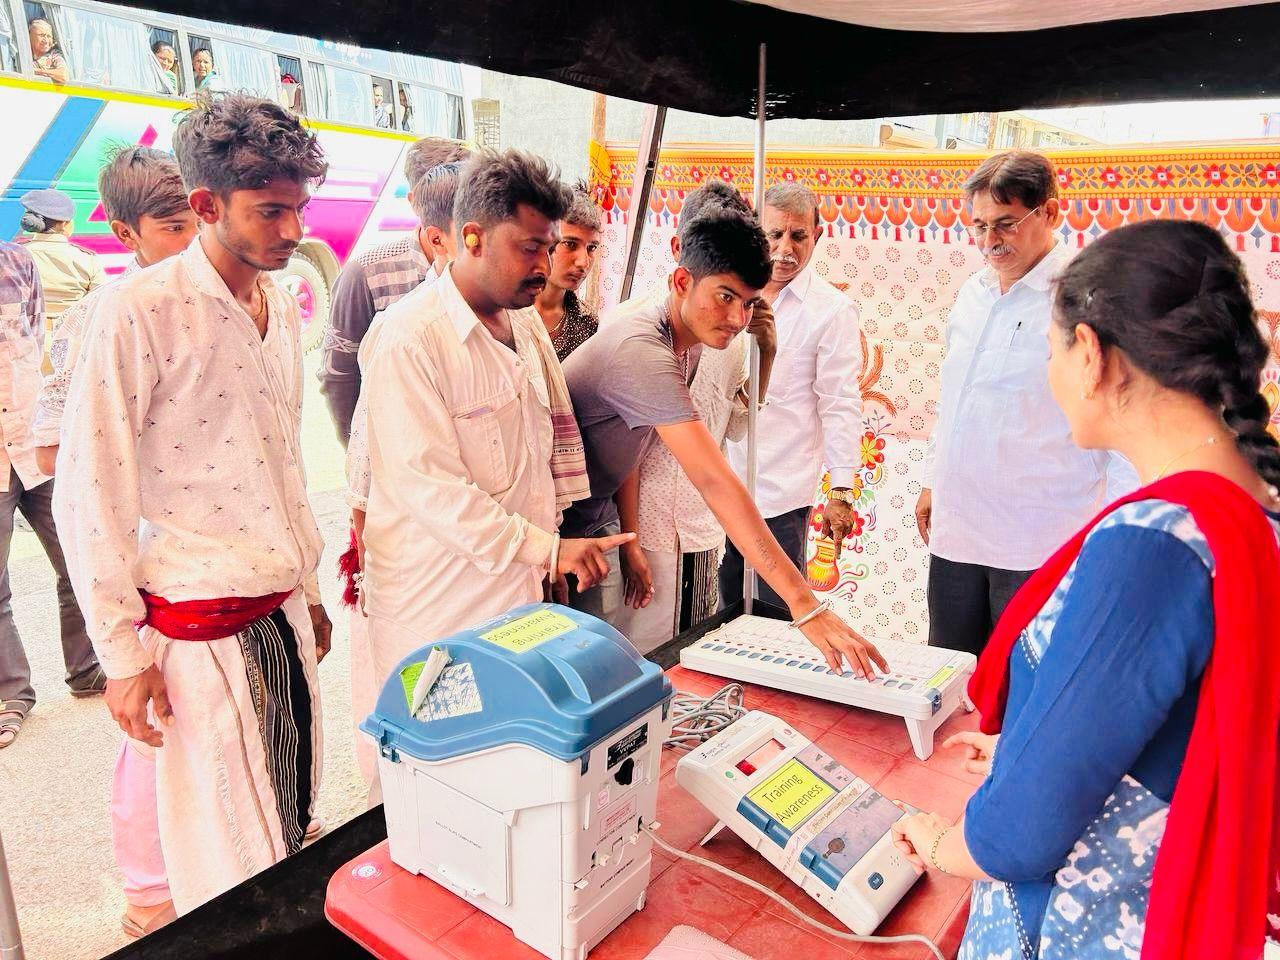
[19,189,105,348]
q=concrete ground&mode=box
[0,353,366,960]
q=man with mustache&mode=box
[534,182,603,361]
[53,94,332,913]
[722,182,866,612]
[562,205,886,678]
[915,151,1134,655]
[358,150,629,719]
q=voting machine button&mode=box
[868,872,884,890]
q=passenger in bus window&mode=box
[372,83,392,128]
[28,18,67,84]
[151,41,177,95]
[190,47,223,93]
[279,71,302,113]
[398,85,414,132]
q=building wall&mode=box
[478,71,879,180]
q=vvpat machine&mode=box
[362,604,673,960]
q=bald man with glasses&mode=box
[916,151,1135,656]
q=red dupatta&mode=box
[968,471,1280,960]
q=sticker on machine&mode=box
[746,759,836,834]
[401,661,484,722]
[480,608,576,654]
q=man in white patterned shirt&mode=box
[54,94,333,915]
[319,137,470,445]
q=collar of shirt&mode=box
[182,237,286,318]
[772,263,815,309]
[24,233,69,245]
[439,264,505,344]
[978,240,1070,296]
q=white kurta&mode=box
[361,266,557,684]
[53,238,324,913]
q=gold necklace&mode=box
[1154,435,1224,480]
[252,281,268,325]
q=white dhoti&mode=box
[142,589,322,914]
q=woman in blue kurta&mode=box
[892,218,1280,960]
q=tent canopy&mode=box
[120,0,1280,119]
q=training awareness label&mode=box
[746,759,836,833]
[481,609,575,653]
[400,662,484,722]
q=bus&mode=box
[0,0,472,348]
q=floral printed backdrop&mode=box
[589,144,1280,643]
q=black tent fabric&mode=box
[118,0,1280,119]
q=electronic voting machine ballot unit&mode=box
[363,604,673,960]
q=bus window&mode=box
[327,64,372,126]
[0,0,18,72]
[23,2,67,83]
[148,27,181,96]
[397,83,465,138]
[371,74,392,128]
[277,53,303,114]
[40,3,159,91]
[207,38,275,98]
[306,60,328,117]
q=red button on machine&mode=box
[735,759,756,776]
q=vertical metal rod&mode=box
[743,41,767,615]
[0,829,25,960]
[619,104,668,303]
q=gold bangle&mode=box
[929,827,950,874]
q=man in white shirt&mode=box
[360,150,628,718]
[915,151,1135,655]
[723,183,865,611]
[54,94,333,914]
[341,159,461,788]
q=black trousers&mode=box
[719,505,809,612]
[926,554,1034,657]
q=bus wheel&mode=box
[277,254,331,353]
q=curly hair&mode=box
[172,93,327,194]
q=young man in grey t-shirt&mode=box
[561,208,886,677]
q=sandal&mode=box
[69,666,107,698]
[121,901,176,939]
[0,701,29,749]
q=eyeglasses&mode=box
[965,205,1041,241]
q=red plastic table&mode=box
[326,663,984,960]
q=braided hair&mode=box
[1054,218,1280,489]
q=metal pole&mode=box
[743,41,767,615]
[0,829,25,960]
[619,104,667,302]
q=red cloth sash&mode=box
[139,589,293,641]
[967,471,1280,960]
